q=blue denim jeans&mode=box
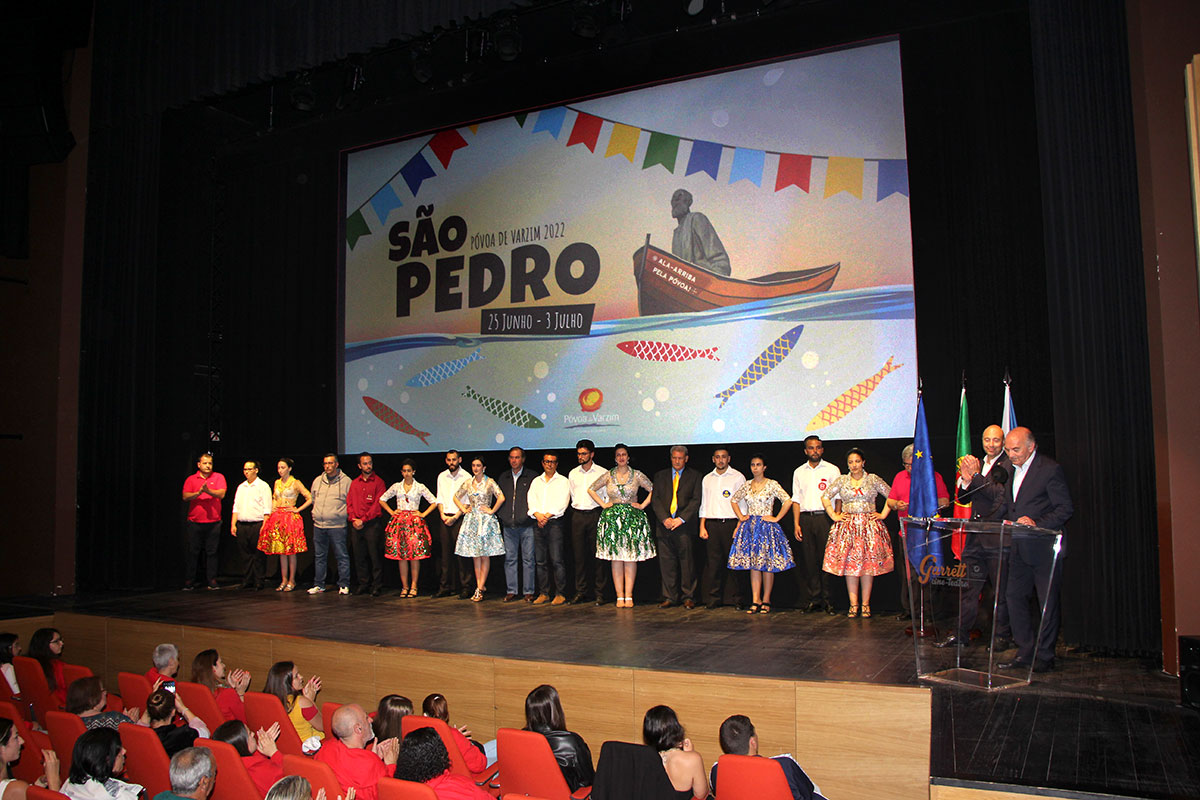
[502,523,536,595]
[313,525,351,588]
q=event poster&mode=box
[342,40,916,453]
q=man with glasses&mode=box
[528,452,572,605]
[567,439,608,605]
[230,461,271,590]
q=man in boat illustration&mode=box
[670,188,732,276]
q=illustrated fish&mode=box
[363,396,431,445]
[406,347,484,387]
[806,356,904,432]
[616,340,720,362]
[462,385,545,429]
[714,324,804,408]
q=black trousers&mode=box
[436,516,470,592]
[352,517,386,591]
[702,519,743,605]
[235,521,265,588]
[570,508,608,600]
[1006,537,1062,664]
[186,520,221,584]
[656,525,697,603]
[795,511,833,605]
[955,544,1011,639]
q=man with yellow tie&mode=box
[651,445,703,609]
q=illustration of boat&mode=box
[632,240,840,317]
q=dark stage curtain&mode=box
[1028,0,1159,655]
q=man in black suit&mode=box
[651,445,702,609]
[996,427,1073,672]
[938,424,1013,649]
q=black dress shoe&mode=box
[371,586,383,597]
[352,585,368,595]
[894,612,910,620]
[990,636,1015,652]
[658,600,675,609]
[1033,659,1055,673]
[594,597,606,606]
[825,605,838,616]
[458,589,473,599]
[433,589,454,598]
[997,658,1031,670]
[800,601,821,613]
[735,603,750,611]
[705,601,721,610]
[683,600,696,610]
[569,593,586,604]
[934,634,961,649]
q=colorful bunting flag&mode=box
[346,209,370,250]
[824,157,864,198]
[685,140,723,179]
[369,183,403,226]
[775,153,812,192]
[643,131,680,173]
[605,123,640,162]
[532,106,567,139]
[429,129,468,169]
[399,152,437,197]
[729,147,765,187]
[876,159,909,200]
[566,112,603,152]
[515,113,527,128]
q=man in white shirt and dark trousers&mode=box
[434,449,472,598]
[231,460,272,590]
[567,439,608,605]
[699,447,746,610]
[791,436,841,614]
[528,452,572,605]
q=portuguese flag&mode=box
[951,383,971,557]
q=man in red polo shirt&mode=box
[316,704,399,800]
[181,453,227,590]
[347,452,388,596]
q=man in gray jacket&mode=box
[309,453,353,595]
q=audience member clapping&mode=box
[67,677,135,731]
[372,694,413,743]
[643,705,709,800]
[264,661,324,745]
[709,714,825,800]
[146,689,208,757]
[212,720,284,797]
[421,693,487,772]
[393,727,490,800]
[313,704,397,800]
[191,649,249,722]
[59,728,138,800]
[523,684,593,791]
[0,717,61,797]
[154,746,215,800]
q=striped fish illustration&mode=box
[406,347,484,387]
[616,340,720,362]
[363,396,431,445]
[806,356,903,432]
[714,324,804,409]
[462,385,545,429]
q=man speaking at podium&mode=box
[995,427,1073,673]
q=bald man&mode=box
[314,704,399,800]
[938,424,1013,649]
[995,427,1073,673]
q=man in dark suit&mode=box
[996,427,1073,672]
[938,424,1013,648]
[651,445,702,609]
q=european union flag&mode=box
[907,395,944,570]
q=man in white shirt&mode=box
[567,439,608,606]
[434,450,472,598]
[230,461,272,590]
[528,453,572,605]
[699,447,746,610]
[791,436,841,614]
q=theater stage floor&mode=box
[2,588,1196,799]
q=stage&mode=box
[1,589,1194,800]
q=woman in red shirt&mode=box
[213,719,285,797]
[191,649,251,722]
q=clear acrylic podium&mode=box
[900,517,1062,690]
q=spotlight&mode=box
[686,0,705,15]
[493,17,522,61]
[572,0,602,38]
[289,73,315,112]
[410,45,434,84]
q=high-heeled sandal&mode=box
[284,582,295,592]
[759,603,771,614]
[847,605,860,618]
[276,582,286,592]
[407,587,418,598]
[747,603,761,614]
[471,588,483,602]
[861,605,872,618]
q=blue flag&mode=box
[906,396,944,570]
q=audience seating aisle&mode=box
[0,635,836,800]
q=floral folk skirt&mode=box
[595,503,656,562]
[728,516,795,573]
[822,512,893,576]
[384,511,431,560]
[455,512,505,557]
[258,509,307,555]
